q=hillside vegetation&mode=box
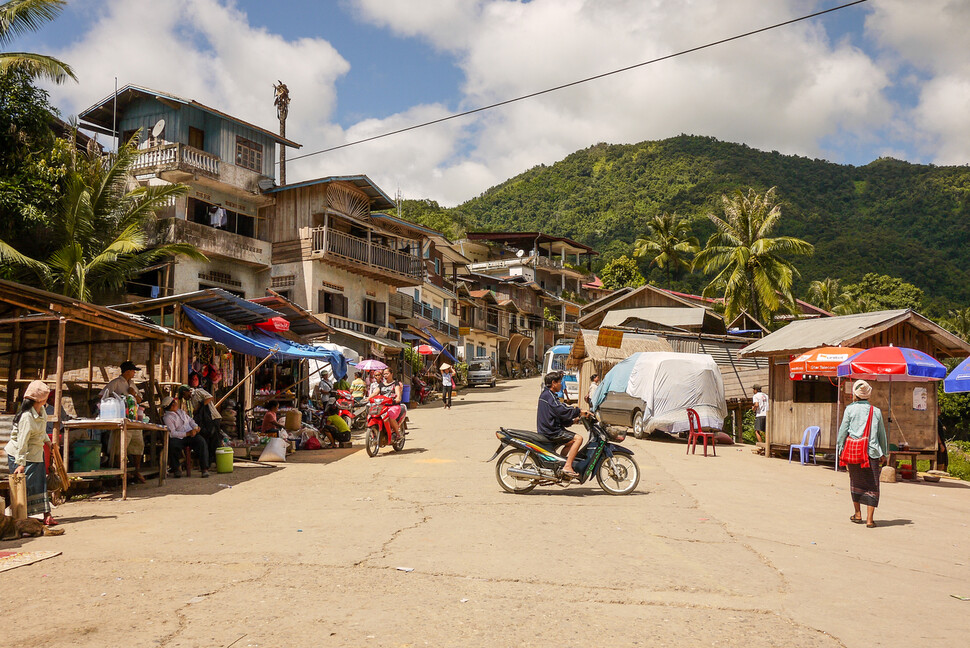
[404,135,970,314]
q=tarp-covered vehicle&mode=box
[591,352,727,438]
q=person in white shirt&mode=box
[751,385,769,443]
[161,396,209,478]
[586,373,601,408]
[102,361,146,483]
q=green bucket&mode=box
[71,439,101,472]
[215,446,234,474]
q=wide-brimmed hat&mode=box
[25,380,51,401]
[161,396,175,409]
[853,380,872,399]
[440,363,452,371]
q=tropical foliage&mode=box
[841,273,923,312]
[599,255,646,290]
[633,212,697,288]
[0,0,76,83]
[0,131,206,302]
[693,187,813,323]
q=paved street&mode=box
[6,377,970,647]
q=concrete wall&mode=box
[172,256,265,299]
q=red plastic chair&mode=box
[686,408,716,457]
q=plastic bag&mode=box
[258,437,287,462]
[303,436,322,450]
[99,395,126,420]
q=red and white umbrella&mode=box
[416,344,435,355]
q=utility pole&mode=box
[274,81,290,185]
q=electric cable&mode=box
[281,0,869,166]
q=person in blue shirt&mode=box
[537,372,586,478]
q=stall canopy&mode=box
[183,306,347,378]
[424,331,457,362]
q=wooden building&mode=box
[740,309,970,460]
[568,330,673,409]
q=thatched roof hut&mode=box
[568,329,672,404]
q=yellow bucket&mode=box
[215,446,234,474]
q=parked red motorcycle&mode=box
[365,394,405,457]
[411,376,431,405]
[335,389,367,430]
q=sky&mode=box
[11,0,970,206]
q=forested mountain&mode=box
[406,135,970,314]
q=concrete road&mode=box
[5,377,969,647]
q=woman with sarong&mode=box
[836,380,889,528]
[5,380,57,526]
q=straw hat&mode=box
[853,380,872,399]
[440,363,452,371]
[24,380,51,401]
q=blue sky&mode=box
[11,0,970,205]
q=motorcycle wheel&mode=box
[392,433,405,452]
[495,449,538,494]
[365,426,381,457]
[343,415,353,429]
[596,454,640,495]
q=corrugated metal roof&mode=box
[113,289,284,326]
[739,309,970,357]
[601,307,708,330]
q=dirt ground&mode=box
[4,377,970,647]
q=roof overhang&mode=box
[263,175,394,211]
[113,289,284,326]
[466,232,597,256]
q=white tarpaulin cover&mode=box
[601,352,727,434]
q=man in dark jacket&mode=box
[537,371,585,478]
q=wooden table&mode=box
[63,419,169,500]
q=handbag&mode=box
[840,405,874,468]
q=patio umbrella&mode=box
[416,344,435,355]
[943,356,970,393]
[356,359,388,371]
[836,346,946,444]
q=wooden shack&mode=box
[568,330,673,405]
[739,309,970,460]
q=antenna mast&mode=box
[273,81,290,185]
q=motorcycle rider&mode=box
[538,371,586,479]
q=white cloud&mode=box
[42,0,970,207]
[49,0,349,149]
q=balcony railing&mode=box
[310,227,423,283]
[411,302,459,338]
[133,143,220,177]
[325,312,402,343]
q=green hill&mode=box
[411,135,970,314]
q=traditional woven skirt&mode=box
[848,461,881,507]
[7,457,51,517]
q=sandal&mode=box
[43,516,58,527]
[561,469,579,480]
[850,515,863,524]
[866,521,876,528]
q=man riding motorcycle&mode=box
[537,371,587,479]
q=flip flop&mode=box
[561,469,579,480]
[866,521,877,528]
[850,515,863,523]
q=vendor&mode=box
[261,400,285,434]
[161,396,209,478]
[103,361,146,483]
[5,381,57,526]
[177,385,220,468]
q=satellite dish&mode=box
[151,119,166,138]
[516,249,525,258]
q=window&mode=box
[235,136,263,172]
[364,299,386,326]
[433,259,440,275]
[319,290,348,317]
[188,127,205,150]
[793,379,838,403]
[189,198,255,238]
[433,306,441,321]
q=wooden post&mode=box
[53,318,67,466]
[146,342,160,422]
[322,212,329,254]
[6,321,21,411]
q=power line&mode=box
[282,0,869,166]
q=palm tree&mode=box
[0,130,207,302]
[944,307,970,342]
[633,212,698,288]
[0,0,76,83]
[693,187,813,324]
[807,277,853,314]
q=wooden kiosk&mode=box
[0,279,195,496]
[739,309,970,463]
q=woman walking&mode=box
[837,380,888,528]
[4,380,57,526]
[440,363,455,409]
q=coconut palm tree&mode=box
[807,277,855,314]
[944,307,970,342]
[0,0,76,83]
[633,212,698,288]
[0,130,206,302]
[693,187,813,324]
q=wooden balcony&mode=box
[310,227,423,287]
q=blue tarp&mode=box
[183,306,348,379]
[424,331,457,363]
[591,353,639,412]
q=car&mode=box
[467,359,496,387]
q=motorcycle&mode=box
[335,389,367,430]
[365,394,406,457]
[411,376,430,405]
[488,415,640,495]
